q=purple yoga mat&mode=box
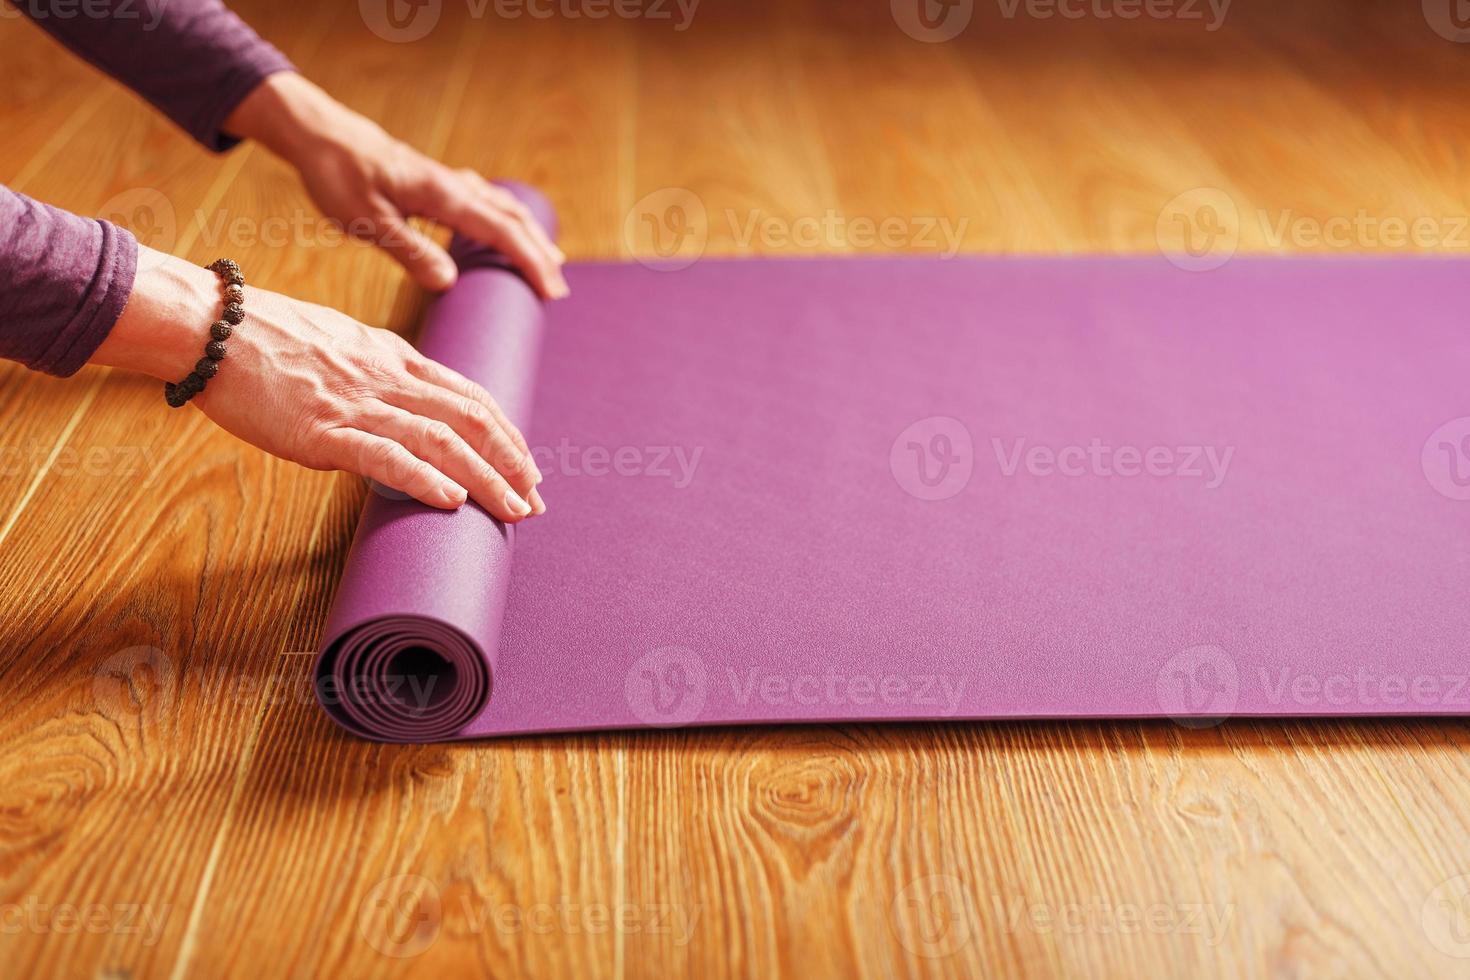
[317,188,1470,741]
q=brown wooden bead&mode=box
[179,373,206,395]
[224,284,244,304]
[205,340,228,360]
[222,303,244,325]
[195,357,220,379]
[210,321,233,342]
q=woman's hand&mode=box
[224,72,568,298]
[95,248,545,521]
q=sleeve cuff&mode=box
[40,220,139,378]
[203,57,297,153]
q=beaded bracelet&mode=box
[164,258,245,408]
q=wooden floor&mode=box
[3,0,1470,976]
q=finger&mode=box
[380,377,540,500]
[528,486,546,516]
[365,403,534,522]
[324,428,467,509]
[419,178,568,299]
[474,176,567,264]
[403,355,538,471]
[377,212,459,292]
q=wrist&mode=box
[224,72,370,168]
[95,249,221,382]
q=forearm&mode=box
[12,0,295,151]
[222,72,365,168]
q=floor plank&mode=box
[2,1,1468,977]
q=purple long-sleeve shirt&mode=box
[1,0,294,376]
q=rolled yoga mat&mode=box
[317,186,1470,741]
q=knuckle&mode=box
[499,449,534,484]
[422,419,458,454]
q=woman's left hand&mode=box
[225,72,568,297]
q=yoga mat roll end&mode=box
[314,182,554,742]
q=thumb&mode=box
[377,215,459,291]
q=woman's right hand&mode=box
[94,247,544,521]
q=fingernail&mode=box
[529,487,546,515]
[443,482,467,506]
[505,489,532,517]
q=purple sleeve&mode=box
[13,0,296,151]
[0,184,138,377]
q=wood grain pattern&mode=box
[2,1,1469,977]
